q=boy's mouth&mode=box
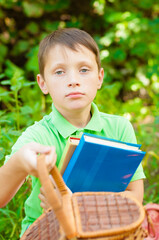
[66,92,84,98]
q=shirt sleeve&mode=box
[4,123,48,164]
[117,118,146,181]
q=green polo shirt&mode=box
[5,102,145,237]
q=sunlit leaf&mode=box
[22,2,44,17]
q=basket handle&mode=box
[37,154,76,239]
[37,154,63,210]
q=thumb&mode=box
[45,147,57,171]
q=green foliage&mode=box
[136,121,159,204]
[0,0,159,238]
[0,180,31,239]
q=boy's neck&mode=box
[56,105,92,128]
[66,112,91,128]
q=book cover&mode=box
[63,133,146,193]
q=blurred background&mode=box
[0,0,159,239]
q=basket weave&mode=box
[72,192,146,239]
[21,208,64,240]
[21,154,147,240]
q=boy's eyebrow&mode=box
[51,60,93,70]
[49,63,67,72]
[77,60,93,66]
[51,63,66,68]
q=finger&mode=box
[38,193,46,203]
[66,186,72,195]
[40,201,49,211]
[46,147,57,164]
[45,149,57,171]
[40,187,45,195]
[30,142,55,154]
[38,193,50,209]
[49,175,55,185]
[39,193,51,210]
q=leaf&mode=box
[138,0,154,9]
[0,73,5,79]
[113,49,126,61]
[0,44,8,63]
[23,82,36,87]
[1,131,13,142]
[130,42,147,57]
[41,20,60,32]
[10,74,24,92]
[43,0,70,12]
[0,119,11,124]
[1,80,11,85]
[26,22,39,34]
[0,92,10,97]
[25,46,39,74]
[22,2,44,18]
[155,116,159,124]
[0,151,4,160]
[12,40,30,55]
[99,32,115,46]
[5,60,24,78]
[104,12,123,23]
[20,106,33,115]
[8,129,21,136]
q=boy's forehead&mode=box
[48,43,93,57]
[46,44,96,63]
[43,44,99,73]
[43,43,99,75]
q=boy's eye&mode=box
[80,68,89,73]
[55,70,64,75]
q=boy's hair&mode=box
[38,28,101,77]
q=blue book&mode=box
[63,133,146,193]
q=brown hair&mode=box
[38,28,101,77]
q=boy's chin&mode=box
[67,102,91,111]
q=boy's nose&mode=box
[68,82,80,87]
[68,72,80,87]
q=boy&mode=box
[0,28,145,237]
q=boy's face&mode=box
[37,44,104,117]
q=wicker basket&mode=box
[21,208,64,240]
[21,154,147,240]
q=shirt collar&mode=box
[51,102,103,139]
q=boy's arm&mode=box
[121,179,144,203]
[117,119,145,204]
[0,154,27,208]
[0,142,56,208]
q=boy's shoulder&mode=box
[34,111,53,128]
[99,110,130,123]
[98,110,135,141]
[91,103,133,140]
[22,111,59,143]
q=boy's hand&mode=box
[15,142,56,177]
[39,175,72,211]
[39,186,51,211]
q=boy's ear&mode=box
[97,68,104,90]
[37,74,49,94]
